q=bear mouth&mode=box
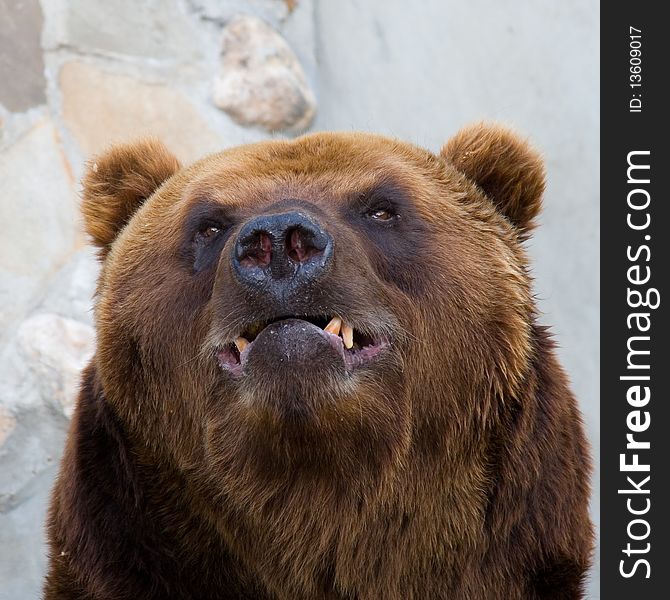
[216,315,390,377]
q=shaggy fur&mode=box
[45,124,592,599]
[442,123,545,235]
[81,138,181,257]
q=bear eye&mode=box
[365,206,399,224]
[195,224,223,242]
[201,225,221,238]
[369,208,394,221]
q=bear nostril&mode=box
[286,227,324,264]
[239,231,272,268]
[232,210,333,289]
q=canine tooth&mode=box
[234,337,250,352]
[342,323,354,349]
[324,316,342,335]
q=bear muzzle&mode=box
[216,315,390,378]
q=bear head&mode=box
[82,123,545,530]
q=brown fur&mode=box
[81,138,181,257]
[45,124,592,599]
[442,123,545,234]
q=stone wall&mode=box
[0,1,317,597]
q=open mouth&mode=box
[216,315,390,377]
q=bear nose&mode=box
[232,211,333,288]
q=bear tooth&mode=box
[342,324,354,349]
[234,337,250,352]
[324,316,342,336]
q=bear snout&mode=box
[231,209,333,293]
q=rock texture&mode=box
[0,405,16,448]
[60,61,223,164]
[213,16,316,131]
[0,119,78,340]
[0,0,46,111]
[188,0,295,27]
[63,0,202,61]
[17,314,95,419]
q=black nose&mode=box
[232,211,333,289]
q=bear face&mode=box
[88,128,538,493]
[46,125,591,599]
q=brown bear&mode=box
[44,124,593,599]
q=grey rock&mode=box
[187,0,292,28]
[212,15,316,132]
[62,0,202,61]
[0,310,91,596]
[0,464,59,600]
[0,118,79,342]
[59,61,223,164]
[276,0,316,84]
[0,0,46,111]
[0,405,15,448]
[16,313,95,419]
[37,247,99,326]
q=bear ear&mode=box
[441,123,545,234]
[82,139,180,258]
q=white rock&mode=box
[212,16,316,132]
[60,61,223,165]
[187,0,292,27]
[0,0,46,111]
[16,314,95,418]
[38,248,100,326]
[0,119,79,340]
[46,0,202,62]
[0,405,16,448]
